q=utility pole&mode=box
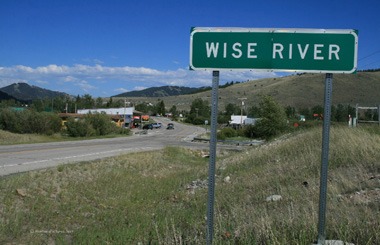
[124,98,127,128]
[238,98,247,127]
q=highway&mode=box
[0,117,217,177]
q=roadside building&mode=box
[59,107,142,128]
[229,115,259,129]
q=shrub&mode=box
[255,95,289,139]
[217,127,238,140]
[0,109,61,135]
[221,127,237,138]
[65,118,95,137]
[85,113,116,136]
[236,128,246,137]
[217,131,226,140]
[191,116,208,125]
[0,108,21,132]
[21,111,61,134]
[243,125,259,138]
[65,113,121,137]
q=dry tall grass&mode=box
[0,129,62,145]
[213,126,380,244]
[0,126,379,244]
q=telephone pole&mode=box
[238,97,247,127]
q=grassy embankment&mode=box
[0,129,131,145]
[0,129,64,145]
[0,126,379,244]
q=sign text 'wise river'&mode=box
[190,28,358,73]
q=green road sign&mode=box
[190,28,358,73]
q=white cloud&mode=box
[34,80,49,85]
[77,80,96,92]
[133,86,147,91]
[0,78,28,88]
[82,58,104,65]
[0,64,277,96]
[63,76,77,82]
[114,88,129,93]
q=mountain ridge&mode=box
[1,71,379,111]
[0,90,24,103]
[0,82,70,101]
[112,85,202,97]
[112,71,380,111]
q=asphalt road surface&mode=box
[0,117,235,177]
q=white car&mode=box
[152,123,162,129]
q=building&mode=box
[59,107,142,128]
[77,107,135,116]
[229,115,259,129]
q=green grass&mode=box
[0,129,64,145]
[0,129,130,145]
[0,126,379,244]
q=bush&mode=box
[217,127,238,140]
[189,116,208,125]
[255,96,289,140]
[221,127,237,138]
[85,113,117,136]
[21,111,62,134]
[0,108,21,132]
[65,118,96,137]
[0,109,125,137]
[236,128,246,137]
[65,113,121,137]
[243,125,259,138]
[0,109,61,135]
[217,131,226,140]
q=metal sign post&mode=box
[206,70,219,245]
[190,27,358,245]
[317,73,333,244]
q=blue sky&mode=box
[1,0,379,97]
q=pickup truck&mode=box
[152,123,162,129]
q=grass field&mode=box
[0,129,130,145]
[0,129,64,145]
[0,126,379,244]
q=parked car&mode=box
[143,124,153,130]
[152,123,162,129]
[166,123,174,130]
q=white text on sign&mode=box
[206,42,341,61]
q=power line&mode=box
[360,59,380,68]
[359,50,380,61]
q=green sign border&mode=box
[190,28,358,74]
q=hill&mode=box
[113,86,201,97]
[112,71,380,111]
[0,90,26,103]
[1,71,379,111]
[0,82,69,101]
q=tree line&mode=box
[1,93,373,140]
[0,94,133,113]
[0,108,128,137]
